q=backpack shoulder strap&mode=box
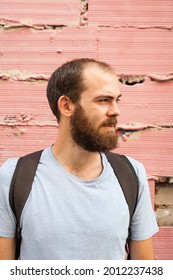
[105,152,139,259]
[105,152,139,226]
[9,150,43,259]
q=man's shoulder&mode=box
[0,147,50,168]
[104,152,145,175]
[105,153,148,187]
[0,158,19,184]
[0,157,19,173]
[124,155,146,177]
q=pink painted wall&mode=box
[0,0,173,259]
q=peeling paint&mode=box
[0,119,57,127]
[80,0,88,26]
[18,114,32,122]
[158,124,173,129]
[0,17,42,30]
[119,131,132,142]
[136,25,173,30]
[1,114,32,124]
[118,73,173,84]
[118,123,173,143]
[0,18,68,31]
[44,25,67,30]
[119,75,145,85]
[148,73,173,82]
[0,70,49,81]
[120,130,142,142]
[117,123,160,131]
[2,71,173,84]
[0,72,10,80]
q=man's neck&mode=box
[51,134,103,180]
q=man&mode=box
[0,58,158,259]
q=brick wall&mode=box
[0,0,173,259]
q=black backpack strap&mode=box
[9,150,43,259]
[105,152,139,258]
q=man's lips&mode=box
[104,125,116,130]
[101,122,117,128]
[101,123,117,131]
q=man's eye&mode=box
[99,99,108,103]
[117,98,121,103]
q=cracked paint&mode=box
[80,0,88,26]
[148,73,173,82]
[0,70,50,81]
[1,70,173,84]
[119,75,145,85]
[119,73,173,84]
[1,114,32,125]
[0,17,39,30]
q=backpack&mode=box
[9,150,139,260]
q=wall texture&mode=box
[0,0,173,259]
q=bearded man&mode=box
[0,58,158,260]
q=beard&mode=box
[70,104,119,153]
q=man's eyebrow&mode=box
[94,92,122,100]
[117,92,122,98]
[118,93,122,99]
[95,95,113,99]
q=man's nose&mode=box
[107,102,120,117]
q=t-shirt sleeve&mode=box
[126,156,159,241]
[0,158,18,238]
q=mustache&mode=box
[100,117,118,127]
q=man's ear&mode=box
[58,96,75,118]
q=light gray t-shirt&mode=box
[0,147,158,259]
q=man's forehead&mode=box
[83,63,115,75]
[83,64,118,85]
[80,65,121,100]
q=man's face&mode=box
[70,66,121,153]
